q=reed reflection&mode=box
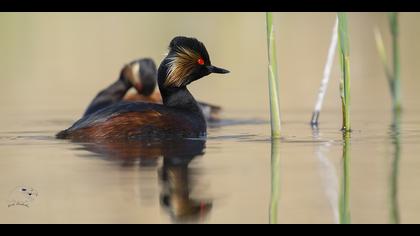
[269,139,280,224]
[312,127,351,224]
[339,132,351,224]
[389,111,401,224]
[76,138,212,223]
[312,127,339,224]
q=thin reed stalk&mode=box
[266,12,281,138]
[337,13,351,132]
[374,13,402,112]
[390,13,401,111]
[311,17,338,127]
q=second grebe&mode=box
[57,36,229,141]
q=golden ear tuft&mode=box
[165,47,201,87]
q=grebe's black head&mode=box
[158,36,229,89]
[122,58,157,96]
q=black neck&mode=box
[157,58,203,115]
[159,86,201,112]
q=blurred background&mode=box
[0,13,420,224]
[0,13,419,117]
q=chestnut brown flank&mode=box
[68,111,193,142]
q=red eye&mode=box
[197,58,204,65]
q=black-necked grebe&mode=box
[122,59,222,122]
[83,58,157,117]
[57,36,229,141]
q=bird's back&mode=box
[56,101,206,142]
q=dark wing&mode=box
[83,79,131,117]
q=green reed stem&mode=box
[269,139,280,224]
[390,12,402,112]
[266,12,282,138]
[374,13,402,112]
[339,132,351,224]
[337,13,351,132]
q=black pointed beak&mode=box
[207,65,230,74]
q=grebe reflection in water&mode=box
[76,138,213,222]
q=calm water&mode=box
[1,13,420,223]
[1,108,420,223]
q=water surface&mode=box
[1,13,420,223]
